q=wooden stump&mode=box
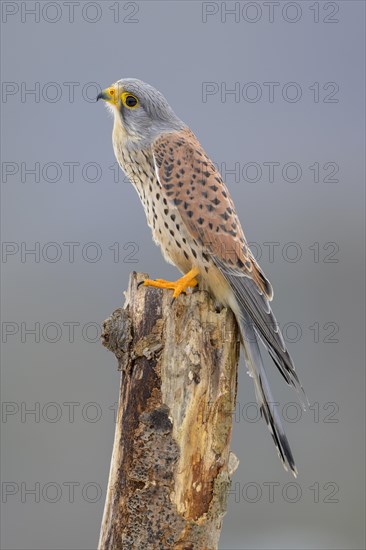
[98,272,240,550]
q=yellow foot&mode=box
[143,268,200,299]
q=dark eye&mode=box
[125,95,138,107]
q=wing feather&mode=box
[152,128,273,300]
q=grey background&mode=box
[1,1,365,549]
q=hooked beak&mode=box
[96,85,118,104]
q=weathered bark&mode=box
[98,272,240,550]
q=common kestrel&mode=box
[97,79,306,476]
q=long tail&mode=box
[213,257,307,474]
[238,308,298,477]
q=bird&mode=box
[97,78,307,476]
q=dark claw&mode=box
[137,280,145,289]
[170,297,176,306]
[215,301,224,313]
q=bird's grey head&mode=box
[97,78,185,147]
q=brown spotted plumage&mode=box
[153,128,273,299]
[97,78,307,476]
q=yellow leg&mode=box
[143,268,200,299]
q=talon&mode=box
[141,268,200,299]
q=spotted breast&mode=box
[112,139,203,275]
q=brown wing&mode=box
[152,128,273,300]
[153,128,307,407]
